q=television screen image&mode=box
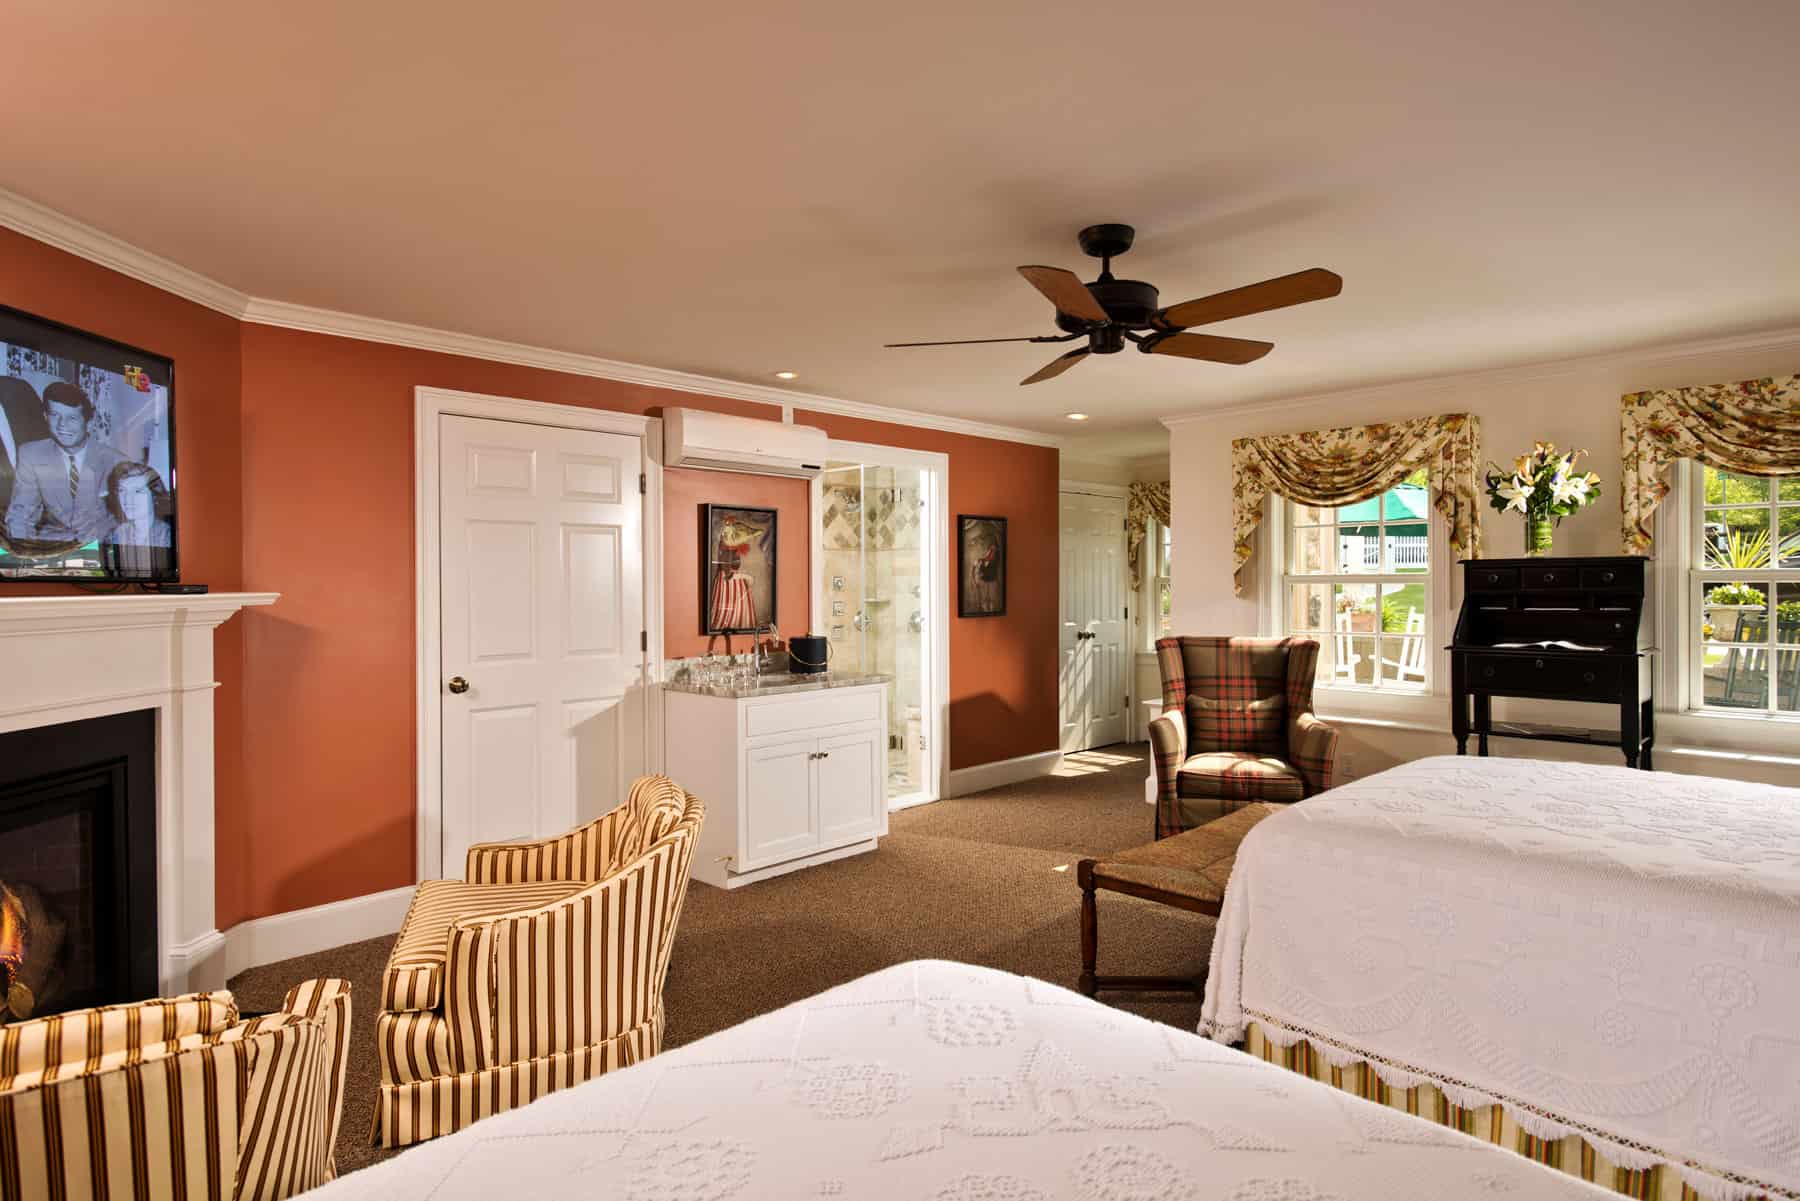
[0,305,176,581]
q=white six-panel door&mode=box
[438,414,646,871]
[1059,490,1130,752]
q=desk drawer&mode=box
[1581,563,1642,590]
[1468,566,1518,591]
[1466,653,1621,700]
[1520,564,1577,589]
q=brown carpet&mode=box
[227,743,1210,1177]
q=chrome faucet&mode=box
[752,623,777,676]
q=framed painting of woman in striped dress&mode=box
[703,504,777,634]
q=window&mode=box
[1141,518,1174,650]
[1154,520,1172,639]
[1691,466,1800,715]
[1282,472,1431,690]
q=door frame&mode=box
[414,385,663,881]
[811,438,950,809]
[1058,480,1133,752]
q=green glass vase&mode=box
[1525,511,1555,557]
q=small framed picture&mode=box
[703,504,777,634]
[957,515,1006,618]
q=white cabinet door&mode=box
[816,729,882,844]
[741,735,818,869]
[439,415,646,872]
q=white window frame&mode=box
[1681,460,1799,721]
[1262,489,1453,715]
[1140,517,1172,651]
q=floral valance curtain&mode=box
[1620,375,1800,552]
[1230,413,1482,595]
[1126,481,1171,591]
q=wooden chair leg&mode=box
[1077,859,1097,997]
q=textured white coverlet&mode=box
[1200,755,1800,1201]
[310,960,1608,1200]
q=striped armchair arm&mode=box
[465,807,630,884]
[1289,710,1338,795]
[0,989,237,1093]
[459,809,701,1067]
[279,979,352,1175]
[1148,708,1187,839]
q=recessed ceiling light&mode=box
[773,370,798,380]
[1065,412,1090,421]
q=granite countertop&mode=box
[663,671,891,699]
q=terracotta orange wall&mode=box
[1,228,1058,925]
[234,324,795,924]
[661,466,810,658]
[0,229,248,918]
[792,410,1060,770]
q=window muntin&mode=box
[1156,521,1172,638]
[1693,467,1800,715]
[1283,474,1430,691]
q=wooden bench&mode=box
[1077,802,1277,998]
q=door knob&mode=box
[447,676,470,694]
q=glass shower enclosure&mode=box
[820,460,931,806]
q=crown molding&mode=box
[241,297,1063,448]
[0,186,1062,450]
[1159,323,1800,428]
[0,188,251,318]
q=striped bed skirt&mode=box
[1244,1023,1772,1201]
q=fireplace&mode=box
[0,710,157,1023]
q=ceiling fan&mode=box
[886,223,1342,386]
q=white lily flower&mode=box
[1496,475,1532,513]
[1551,473,1591,506]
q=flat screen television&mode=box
[0,305,177,581]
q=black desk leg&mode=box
[1621,697,1641,769]
[1474,692,1490,756]
[1640,699,1655,771]
[1451,658,1469,755]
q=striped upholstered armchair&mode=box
[372,775,704,1148]
[0,979,352,1201]
[1149,636,1339,838]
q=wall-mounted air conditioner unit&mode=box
[662,408,828,479]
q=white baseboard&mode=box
[943,748,1063,798]
[222,885,415,980]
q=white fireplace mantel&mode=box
[0,592,277,995]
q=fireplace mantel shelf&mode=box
[0,590,278,995]
[0,592,278,635]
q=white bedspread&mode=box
[312,960,1607,1200]
[1201,755,1800,1201]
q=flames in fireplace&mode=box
[0,881,66,1023]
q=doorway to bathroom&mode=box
[815,441,947,810]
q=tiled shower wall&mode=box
[821,467,924,791]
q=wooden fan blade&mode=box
[886,336,1054,347]
[1017,266,1109,324]
[1146,333,1273,364]
[1020,347,1089,386]
[1158,268,1342,329]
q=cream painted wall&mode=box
[1164,326,1800,781]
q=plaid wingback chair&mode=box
[1149,636,1339,837]
[0,979,352,1201]
[371,775,704,1148]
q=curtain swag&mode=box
[1620,375,1800,553]
[1230,413,1483,595]
[1126,481,1171,591]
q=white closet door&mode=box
[1059,490,1130,752]
[438,414,645,874]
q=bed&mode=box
[309,959,1608,1200]
[1200,754,1800,1201]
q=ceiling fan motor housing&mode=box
[1054,277,1161,334]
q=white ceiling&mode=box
[6,1,1798,457]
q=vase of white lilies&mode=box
[1484,442,1602,557]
